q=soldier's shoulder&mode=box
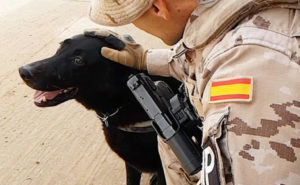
[205,8,300,64]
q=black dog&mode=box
[19,33,181,185]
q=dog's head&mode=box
[19,34,136,107]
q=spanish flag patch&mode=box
[209,77,253,103]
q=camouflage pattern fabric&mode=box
[154,5,300,185]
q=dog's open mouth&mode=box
[34,87,78,107]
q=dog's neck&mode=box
[94,102,149,127]
[75,84,149,127]
[95,105,149,128]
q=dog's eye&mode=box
[73,56,84,65]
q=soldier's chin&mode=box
[33,87,78,107]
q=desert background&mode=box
[0,0,167,184]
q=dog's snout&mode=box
[19,66,34,81]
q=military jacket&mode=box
[147,1,300,184]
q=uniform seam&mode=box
[236,25,293,38]
[205,25,294,63]
[205,43,291,69]
[239,37,292,57]
[205,28,293,66]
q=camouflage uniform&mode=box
[146,1,300,185]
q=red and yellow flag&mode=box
[209,77,253,103]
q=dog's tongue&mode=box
[34,90,61,103]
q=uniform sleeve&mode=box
[145,49,173,77]
[198,41,300,184]
[145,47,187,81]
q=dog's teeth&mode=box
[42,97,47,102]
[63,89,68,93]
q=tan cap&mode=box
[89,0,154,26]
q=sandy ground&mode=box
[0,0,167,184]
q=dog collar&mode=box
[97,107,121,127]
[97,107,155,133]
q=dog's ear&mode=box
[84,29,125,50]
[103,34,126,50]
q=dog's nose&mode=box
[19,66,33,81]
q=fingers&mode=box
[104,35,126,50]
[101,47,135,67]
[84,29,125,50]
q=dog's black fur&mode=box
[19,34,181,185]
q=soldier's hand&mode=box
[84,28,147,70]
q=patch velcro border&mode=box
[209,77,253,103]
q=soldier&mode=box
[86,0,300,184]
